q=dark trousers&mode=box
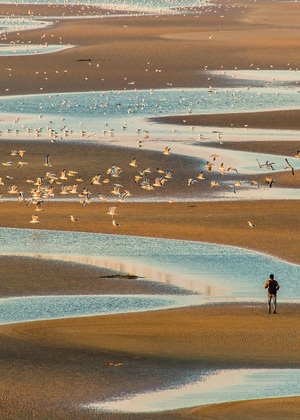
[267,293,277,313]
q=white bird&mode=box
[107,206,117,216]
[34,177,43,186]
[227,166,238,173]
[188,178,198,186]
[256,158,266,169]
[251,180,260,188]
[69,184,79,194]
[163,147,171,155]
[79,194,91,207]
[294,150,300,158]
[70,215,79,222]
[285,158,295,176]
[197,172,205,180]
[112,219,121,227]
[164,170,173,179]
[210,154,219,161]
[265,177,275,188]
[30,214,40,224]
[67,170,78,177]
[219,163,226,174]
[60,185,69,195]
[210,180,220,188]
[111,185,123,195]
[60,169,67,180]
[107,166,122,177]
[18,191,26,202]
[205,161,213,172]
[91,174,101,185]
[153,177,164,187]
[129,158,137,167]
[265,160,275,170]
[140,181,154,190]
[35,201,44,212]
[247,221,256,228]
[98,193,110,201]
[118,192,129,202]
[17,161,28,168]
[8,185,19,194]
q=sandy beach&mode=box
[0,0,299,418]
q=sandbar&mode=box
[0,1,299,418]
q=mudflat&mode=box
[0,0,299,418]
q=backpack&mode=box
[268,279,277,294]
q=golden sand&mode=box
[0,0,300,95]
[0,0,299,418]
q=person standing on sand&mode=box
[264,274,280,314]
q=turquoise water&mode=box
[2,86,300,119]
[0,16,50,33]
[1,228,299,301]
[0,294,200,324]
[0,84,299,141]
[0,0,210,13]
[86,368,300,413]
[0,43,72,55]
[1,4,299,411]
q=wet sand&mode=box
[0,0,299,418]
[1,0,300,95]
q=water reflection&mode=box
[1,228,299,301]
[0,294,200,325]
[0,0,211,14]
[0,44,73,56]
[86,368,300,413]
[0,16,50,33]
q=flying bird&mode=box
[187,178,198,186]
[107,206,117,216]
[265,160,275,170]
[210,154,219,161]
[107,166,122,177]
[30,214,40,224]
[17,161,28,168]
[247,221,256,228]
[210,180,220,188]
[265,177,275,188]
[98,193,110,201]
[285,158,295,175]
[197,172,205,180]
[227,166,238,173]
[205,161,213,172]
[129,158,137,167]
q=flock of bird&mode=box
[0,2,298,233]
[0,145,176,228]
[0,142,298,230]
